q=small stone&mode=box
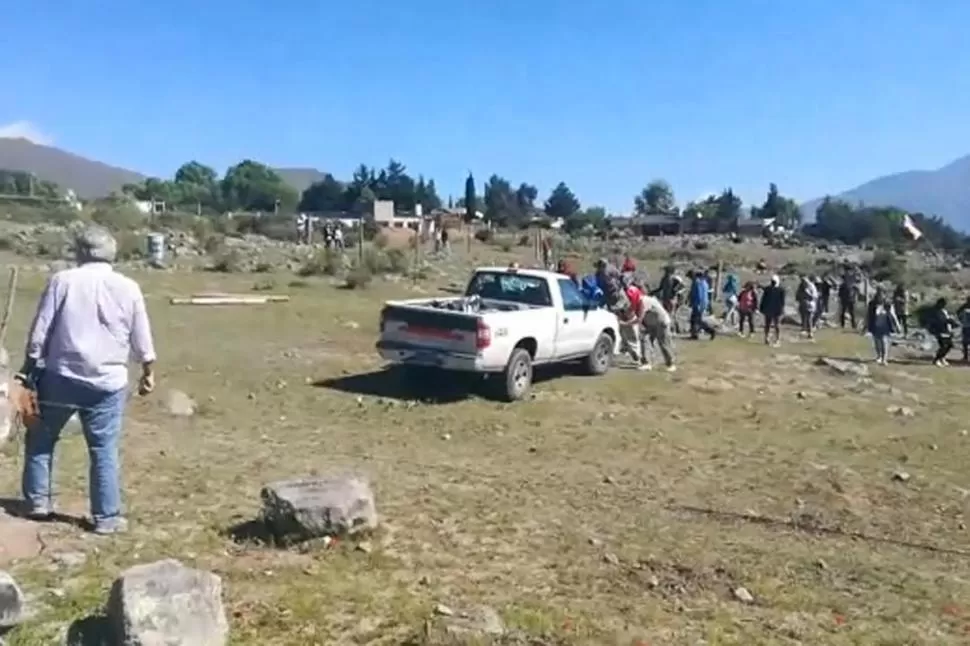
[355,541,373,554]
[892,470,911,483]
[814,559,828,571]
[733,586,755,604]
[441,433,451,441]
[646,575,660,588]
[960,430,968,437]
[261,475,378,541]
[886,405,915,417]
[107,559,228,645]
[166,389,196,417]
[442,605,505,638]
[929,443,939,451]
[959,522,966,530]
[51,551,87,569]
[247,392,256,400]
[603,552,620,565]
[603,475,617,485]
[418,575,431,586]
[588,537,603,548]
[0,570,25,628]
[434,604,454,617]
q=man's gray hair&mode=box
[75,225,118,264]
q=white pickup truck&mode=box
[376,266,620,401]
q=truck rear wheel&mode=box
[585,332,614,376]
[501,348,533,402]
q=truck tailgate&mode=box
[380,304,480,355]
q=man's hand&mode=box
[138,371,155,395]
[11,381,39,427]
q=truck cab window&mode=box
[558,278,587,311]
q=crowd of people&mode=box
[556,254,969,370]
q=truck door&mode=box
[555,278,591,356]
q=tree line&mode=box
[5,158,968,251]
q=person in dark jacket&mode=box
[892,283,910,336]
[759,274,786,346]
[957,296,970,362]
[926,297,957,366]
[837,275,858,329]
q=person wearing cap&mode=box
[759,274,786,346]
[14,225,156,535]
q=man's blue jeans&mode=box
[21,371,127,526]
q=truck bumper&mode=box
[376,340,488,372]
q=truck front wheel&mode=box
[501,348,533,402]
[584,332,614,375]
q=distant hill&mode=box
[0,138,327,199]
[0,137,145,198]
[800,154,970,229]
[274,168,330,194]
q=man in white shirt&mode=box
[15,225,156,534]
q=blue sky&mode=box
[4,0,970,213]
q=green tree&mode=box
[752,183,800,228]
[464,173,477,223]
[565,205,607,233]
[173,161,220,210]
[414,176,442,212]
[298,173,346,212]
[714,188,742,221]
[544,182,581,220]
[221,160,298,212]
[633,179,676,215]
[483,175,521,226]
[515,183,538,214]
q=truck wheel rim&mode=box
[513,361,530,391]
[595,339,610,367]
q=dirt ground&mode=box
[0,242,968,645]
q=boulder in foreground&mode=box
[261,475,378,541]
[0,570,24,628]
[107,559,229,646]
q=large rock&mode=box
[816,356,869,378]
[0,571,24,629]
[107,559,228,646]
[261,475,378,541]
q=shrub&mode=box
[209,249,245,273]
[115,231,145,261]
[385,248,410,274]
[90,205,143,231]
[869,249,906,283]
[474,229,493,243]
[345,264,373,289]
[298,248,344,277]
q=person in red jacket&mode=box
[621,253,637,274]
[736,281,759,337]
[617,277,650,370]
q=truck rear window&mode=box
[465,272,552,307]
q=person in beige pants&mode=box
[639,293,677,371]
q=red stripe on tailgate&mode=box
[404,325,464,341]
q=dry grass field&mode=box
[0,242,968,645]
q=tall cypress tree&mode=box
[464,172,476,223]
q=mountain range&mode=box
[799,154,970,228]
[0,137,328,199]
[2,137,969,228]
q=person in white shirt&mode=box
[15,225,156,534]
